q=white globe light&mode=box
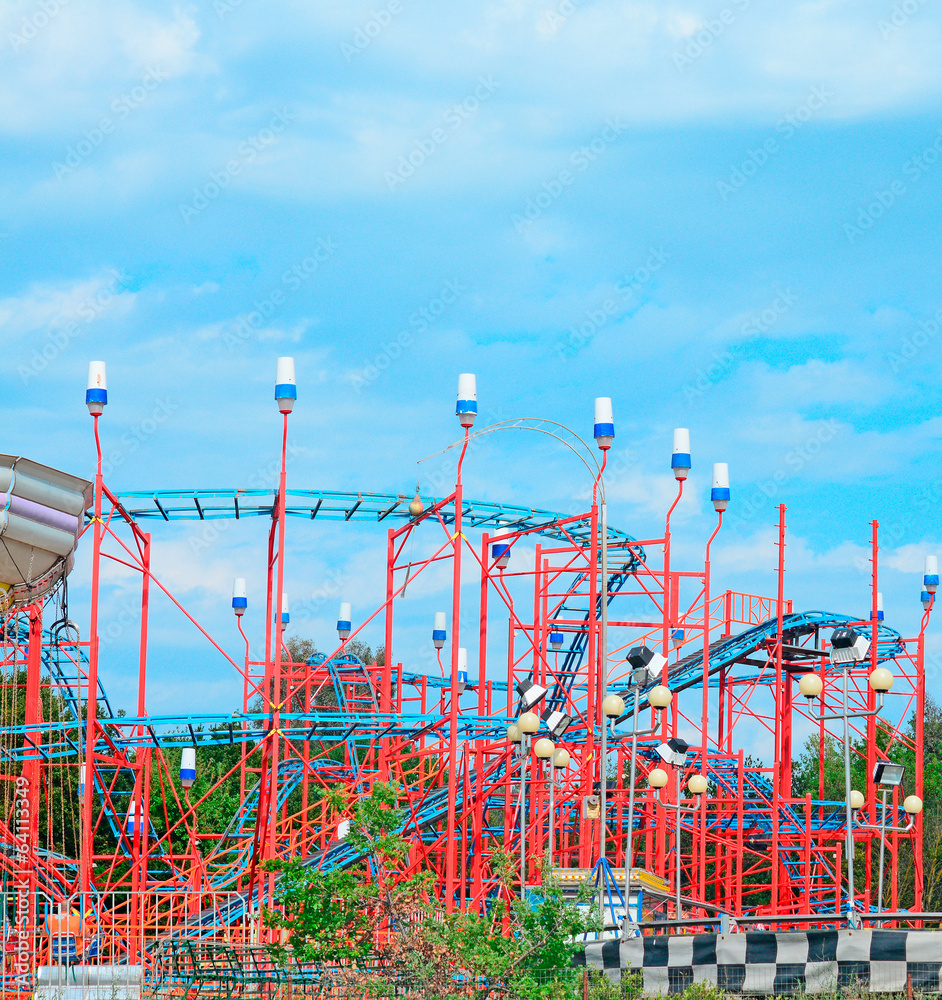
[552,748,570,769]
[904,795,923,815]
[687,774,708,796]
[648,767,669,789]
[518,711,540,734]
[648,685,672,709]
[534,738,555,759]
[798,674,823,700]
[602,694,625,718]
[869,667,894,692]
[507,724,521,744]
[849,789,865,811]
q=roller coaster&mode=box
[0,364,932,987]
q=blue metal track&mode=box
[105,489,645,554]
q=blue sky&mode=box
[1,0,940,727]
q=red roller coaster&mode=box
[0,363,932,987]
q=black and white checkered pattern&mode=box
[578,929,942,994]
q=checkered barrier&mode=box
[577,929,942,994]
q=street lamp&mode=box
[617,645,671,931]
[593,398,613,888]
[513,708,540,901]
[547,747,569,868]
[648,747,707,918]
[852,763,923,917]
[534,737,555,872]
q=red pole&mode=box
[444,430,470,911]
[81,414,104,898]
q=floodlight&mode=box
[517,676,548,712]
[829,627,870,664]
[656,737,689,767]
[625,644,668,686]
[872,762,905,787]
[541,707,572,738]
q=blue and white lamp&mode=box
[671,628,684,649]
[232,578,247,617]
[457,373,477,428]
[126,800,138,836]
[549,631,564,651]
[871,593,884,622]
[280,593,289,625]
[78,763,86,797]
[711,463,730,512]
[491,530,512,569]
[925,555,939,595]
[922,590,933,610]
[275,357,297,414]
[338,602,352,640]
[86,361,107,416]
[180,747,196,789]
[594,397,614,450]
[433,611,447,649]
[671,428,690,481]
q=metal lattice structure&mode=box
[0,395,932,988]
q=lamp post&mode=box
[546,747,570,868]
[850,763,923,918]
[593,399,613,873]
[511,709,540,900]
[803,628,892,925]
[618,646,672,927]
[648,748,707,918]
